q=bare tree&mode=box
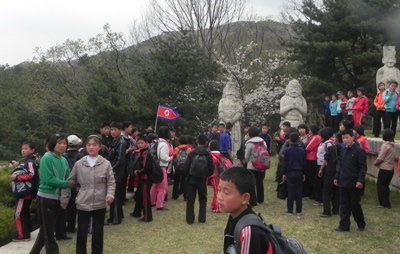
[133,0,246,59]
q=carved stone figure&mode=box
[376,46,400,91]
[279,79,307,128]
[218,75,244,158]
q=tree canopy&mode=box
[285,0,400,102]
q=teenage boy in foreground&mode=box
[218,167,272,253]
[334,129,366,232]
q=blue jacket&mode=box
[219,131,232,152]
[259,133,272,154]
[329,100,339,116]
[323,101,330,115]
[383,89,398,112]
[337,99,342,114]
[282,143,306,174]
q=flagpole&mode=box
[154,103,160,133]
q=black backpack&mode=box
[189,154,209,178]
[11,166,35,198]
[234,213,308,254]
[126,152,141,176]
[147,141,164,184]
[174,148,189,173]
[63,150,84,169]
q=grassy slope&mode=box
[57,156,400,254]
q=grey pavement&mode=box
[0,229,38,254]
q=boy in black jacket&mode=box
[219,167,273,254]
[107,122,128,225]
[334,129,366,232]
[184,134,214,224]
[130,135,152,222]
[11,141,39,242]
[282,133,306,217]
[318,132,341,217]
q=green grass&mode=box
[365,129,400,140]
[53,156,400,253]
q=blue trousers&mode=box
[286,172,303,213]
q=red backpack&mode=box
[252,141,271,171]
[217,156,233,174]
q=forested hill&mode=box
[0,20,293,160]
[124,20,294,57]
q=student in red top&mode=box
[304,125,321,199]
[353,126,370,154]
[209,139,222,213]
[352,87,369,126]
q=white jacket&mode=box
[245,137,266,170]
[157,138,172,167]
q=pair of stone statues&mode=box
[217,46,399,156]
[218,75,307,156]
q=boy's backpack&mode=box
[189,154,209,178]
[147,141,164,184]
[174,147,189,173]
[63,150,84,169]
[126,152,141,176]
[324,140,335,152]
[11,166,35,198]
[251,141,271,171]
[234,213,308,254]
[217,156,233,174]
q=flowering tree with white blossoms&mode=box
[217,41,293,127]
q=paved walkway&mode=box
[0,229,38,254]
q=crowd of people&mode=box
[7,101,399,253]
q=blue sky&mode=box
[0,0,286,66]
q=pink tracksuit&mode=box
[150,139,173,208]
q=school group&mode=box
[10,120,274,253]
[10,84,400,253]
[323,82,399,136]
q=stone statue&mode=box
[279,79,307,128]
[218,74,244,159]
[376,46,400,91]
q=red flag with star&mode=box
[157,104,180,121]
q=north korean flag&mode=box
[157,104,180,121]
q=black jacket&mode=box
[63,150,84,169]
[101,134,113,149]
[109,137,128,183]
[335,142,367,188]
[324,144,341,173]
[223,206,272,254]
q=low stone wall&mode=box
[367,137,400,190]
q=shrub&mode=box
[0,168,14,207]
[0,206,15,246]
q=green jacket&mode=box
[37,152,70,200]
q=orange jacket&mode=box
[374,92,385,111]
[173,144,193,163]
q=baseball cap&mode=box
[67,135,82,146]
